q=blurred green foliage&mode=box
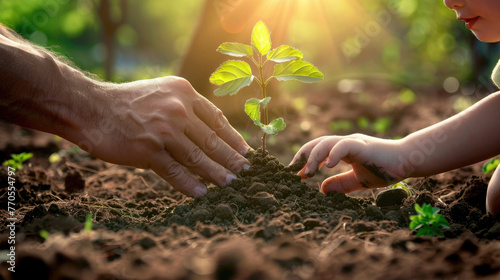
[0,0,203,81]
[0,0,486,87]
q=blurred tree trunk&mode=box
[97,0,127,81]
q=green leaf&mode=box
[255,118,286,135]
[39,230,50,240]
[273,60,324,83]
[209,60,254,96]
[267,118,286,133]
[409,203,449,236]
[3,159,17,169]
[414,203,424,216]
[388,181,413,196]
[217,42,253,58]
[409,219,420,230]
[267,45,303,63]
[20,152,33,162]
[85,213,93,232]
[244,97,271,122]
[482,157,500,174]
[251,21,271,55]
[435,215,450,227]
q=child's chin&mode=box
[472,31,500,43]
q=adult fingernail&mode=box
[242,164,250,171]
[226,173,237,185]
[241,145,250,155]
[193,185,207,197]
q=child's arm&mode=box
[291,91,500,194]
[402,90,500,177]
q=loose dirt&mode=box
[1,82,500,280]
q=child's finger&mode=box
[304,136,344,176]
[298,159,326,179]
[325,138,368,168]
[320,170,365,194]
[288,137,327,166]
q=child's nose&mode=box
[443,0,465,10]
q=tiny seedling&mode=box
[482,157,500,174]
[3,152,33,171]
[387,181,415,196]
[409,203,449,237]
[49,146,82,163]
[210,21,323,152]
[39,230,50,240]
[84,213,93,233]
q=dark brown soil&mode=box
[1,82,500,280]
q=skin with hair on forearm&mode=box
[0,25,102,138]
[0,25,250,197]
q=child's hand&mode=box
[290,134,408,194]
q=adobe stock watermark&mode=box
[341,3,400,63]
[19,0,69,44]
[395,128,448,178]
[77,98,133,154]
[4,166,17,273]
[458,74,498,99]
[373,127,451,185]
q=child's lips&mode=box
[458,16,479,29]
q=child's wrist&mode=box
[396,137,420,179]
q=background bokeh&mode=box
[1,0,499,109]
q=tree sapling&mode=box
[209,21,323,152]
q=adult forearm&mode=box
[401,91,500,177]
[0,25,105,142]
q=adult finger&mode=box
[184,116,250,173]
[193,96,250,155]
[320,170,365,194]
[149,150,208,197]
[165,134,237,187]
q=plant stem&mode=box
[258,55,268,153]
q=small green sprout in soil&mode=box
[39,230,50,240]
[49,146,82,163]
[210,20,323,152]
[85,213,93,233]
[3,152,33,171]
[409,203,449,237]
[482,157,500,174]
[387,181,415,196]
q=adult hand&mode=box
[289,134,407,194]
[75,77,250,197]
[1,25,250,197]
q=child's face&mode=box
[444,0,500,42]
